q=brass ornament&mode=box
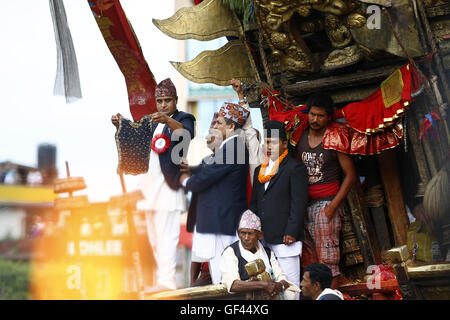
[152,0,242,41]
[323,44,363,70]
[424,0,448,8]
[254,0,317,73]
[312,0,360,16]
[325,15,353,48]
[153,0,260,86]
[254,0,369,73]
[170,40,259,86]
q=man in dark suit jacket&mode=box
[180,102,249,284]
[250,120,308,298]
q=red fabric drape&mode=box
[88,0,157,121]
[263,88,309,146]
[339,64,420,134]
[322,120,404,155]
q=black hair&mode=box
[224,117,243,130]
[304,263,333,290]
[264,120,287,141]
[306,93,334,116]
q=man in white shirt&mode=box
[220,209,300,300]
[113,78,196,291]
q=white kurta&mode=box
[241,102,264,182]
[220,240,300,300]
[137,121,187,290]
[191,226,238,285]
[137,122,186,212]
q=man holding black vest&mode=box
[112,78,196,291]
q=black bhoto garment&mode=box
[228,241,272,281]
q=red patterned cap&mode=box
[155,78,177,98]
[218,102,250,126]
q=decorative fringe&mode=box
[49,0,82,103]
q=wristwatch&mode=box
[238,97,247,104]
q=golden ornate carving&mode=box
[426,1,450,17]
[325,15,353,48]
[424,0,449,8]
[312,0,359,16]
[152,0,242,41]
[170,40,259,86]
[431,20,450,42]
[323,44,363,70]
[254,0,367,73]
[254,0,317,73]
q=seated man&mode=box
[300,263,344,300]
[220,210,300,300]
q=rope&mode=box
[258,33,274,91]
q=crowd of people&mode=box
[112,77,357,300]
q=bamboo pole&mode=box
[118,171,146,300]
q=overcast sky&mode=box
[0,1,182,201]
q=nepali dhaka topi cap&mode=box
[218,102,250,127]
[238,210,262,232]
[155,78,177,98]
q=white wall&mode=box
[0,208,26,240]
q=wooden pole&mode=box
[377,149,410,246]
[119,171,146,300]
[416,0,450,106]
[346,182,382,266]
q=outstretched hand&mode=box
[111,113,121,129]
[230,78,244,101]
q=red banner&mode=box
[88,0,157,121]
